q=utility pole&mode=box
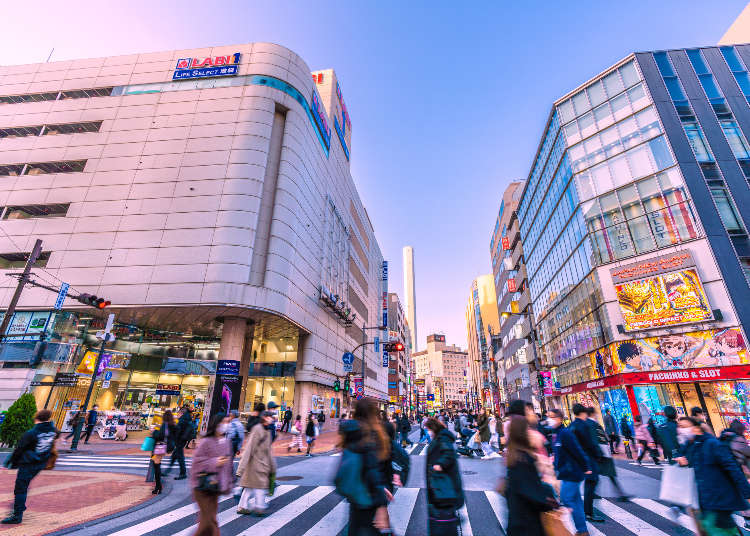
[0,239,42,338]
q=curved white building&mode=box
[0,43,387,424]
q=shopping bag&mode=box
[467,433,478,450]
[141,436,155,451]
[541,509,574,536]
[659,465,699,509]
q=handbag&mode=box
[153,442,167,456]
[141,436,155,451]
[45,444,58,470]
[195,472,221,495]
[659,465,699,509]
[269,472,277,496]
[541,509,574,536]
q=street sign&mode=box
[344,363,353,373]
[54,282,69,310]
[342,352,354,365]
[54,372,78,387]
[104,370,113,381]
[374,337,379,352]
[101,380,110,388]
[95,331,116,342]
[105,313,115,333]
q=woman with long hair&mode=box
[305,413,318,457]
[505,416,557,536]
[190,413,233,536]
[424,417,463,535]
[151,410,176,495]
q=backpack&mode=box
[391,440,411,486]
[334,449,373,509]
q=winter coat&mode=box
[237,421,276,489]
[603,414,617,436]
[719,429,750,473]
[398,415,411,434]
[176,412,194,446]
[152,422,177,453]
[86,409,98,426]
[620,417,633,439]
[552,425,592,483]
[425,428,464,510]
[189,435,233,495]
[634,422,654,443]
[570,418,600,477]
[683,433,750,512]
[506,451,556,536]
[283,410,292,422]
[477,414,490,443]
[658,420,679,458]
[337,420,389,508]
[7,421,58,468]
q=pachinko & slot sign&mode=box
[173,53,241,80]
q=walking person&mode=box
[587,408,628,501]
[317,409,326,432]
[603,409,618,454]
[425,417,464,535]
[477,410,492,458]
[548,408,592,536]
[61,411,80,444]
[505,415,558,536]
[83,404,98,444]
[570,403,604,523]
[227,410,245,478]
[634,415,660,465]
[287,415,304,453]
[658,406,679,464]
[334,407,391,535]
[1,410,58,525]
[280,407,292,433]
[305,413,317,457]
[419,414,431,444]
[236,410,276,516]
[191,413,233,536]
[620,415,634,459]
[677,416,750,534]
[398,412,412,447]
[168,406,193,479]
[151,410,176,495]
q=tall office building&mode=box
[465,274,501,411]
[411,334,466,410]
[0,43,387,425]
[518,43,750,430]
[402,246,418,352]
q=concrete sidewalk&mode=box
[0,469,153,536]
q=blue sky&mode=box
[0,1,747,347]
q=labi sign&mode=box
[173,53,241,81]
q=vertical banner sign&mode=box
[381,261,389,328]
[54,282,69,310]
[206,359,241,428]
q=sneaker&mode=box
[1,515,21,525]
[586,514,605,523]
[237,508,252,515]
[251,510,268,517]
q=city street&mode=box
[14,430,721,536]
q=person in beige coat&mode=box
[236,410,277,516]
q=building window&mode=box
[0,121,102,139]
[0,251,50,269]
[0,87,113,105]
[740,257,750,286]
[1,203,70,220]
[710,186,745,233]
[683,123,714,162]
[0,160,87,177]
[721,46,750,104]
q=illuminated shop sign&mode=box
[173,53,241,80]
[611,251,712,331]
[310,89,331,150]
[502,237,510,250]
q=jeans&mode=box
[419,428,430,443]
[584,476,598,516]
[169,443,187,476]
[13,463,45,516]
[560,480,587,533]
[280,419,291,433]
[83,424,95,443]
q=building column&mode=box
[219,317,247,362]
[238,329,254,412]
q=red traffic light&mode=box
[394,342,404,352]
[76,293,112,309]
[96,299,111,309]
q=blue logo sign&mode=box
[217,360,240,376]
[382,349,389,368]
[104,370,113,381]
[342,352,355,365]
[173,53,241,81]
[54,282,69,310]
[374,337,379,352]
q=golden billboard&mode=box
[614,267,712,331]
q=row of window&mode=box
[0,121,102,139]
[0,160,86,177]
[1,203,70,220]
[0,87,114,104]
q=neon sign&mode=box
[310,89,331,150]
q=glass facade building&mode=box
[519,44,750,430]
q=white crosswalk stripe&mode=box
[54,455,192,470]
[93,485,701,536]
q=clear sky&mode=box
[0,1,746,347]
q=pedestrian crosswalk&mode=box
[55,455,192,470]
[96,484,709,536]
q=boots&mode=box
[1,514,22,525]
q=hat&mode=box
[266,401,279,409]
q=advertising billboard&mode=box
[611,252,712,331]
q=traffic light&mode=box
[344,378,350,392]
[76,293,111,309]
[333,379,340,392]
[383,341,405,353]
[537,373,545,390]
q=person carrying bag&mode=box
[425,418,464,536]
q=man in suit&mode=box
[83,405,98,444]
[569,403,604,523]
[281,407,293,433]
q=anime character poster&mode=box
[609,328,747,372]
[615,268,713,331]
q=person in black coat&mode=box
[505,415,557,536]
[167,406,193,479]
[424,418,464,536]
[2,410,58,525]
[83,405,98,444]
[569,403,604,523]
[150,410,177,495]
[678,416,750,532]
[658,406,679,464]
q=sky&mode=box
[0,1,747,348]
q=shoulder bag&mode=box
[195,472,221,495]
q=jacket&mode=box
[477,414,490,443]
[398,415,411,434]
[305,419,316,438]
[86,409,98,426]
[190,435,233,494]
[237,421,276,489]
[176,412,193,445]
[683,433,750,512]
[658,420,679,458]
[425,428,464,509]
[570,418,600,476]
[603,414,617,436]
[245,414,261,433]
[283,410,292,422]
[634,422,653,443]
[719,429,750,473]
[620,417,633,439]
[227,419,245,452]
[506,451,556,536]
[552,425,592,482]
[152,422,176,453]
[7,421,58,468]
[336,420,388,509]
